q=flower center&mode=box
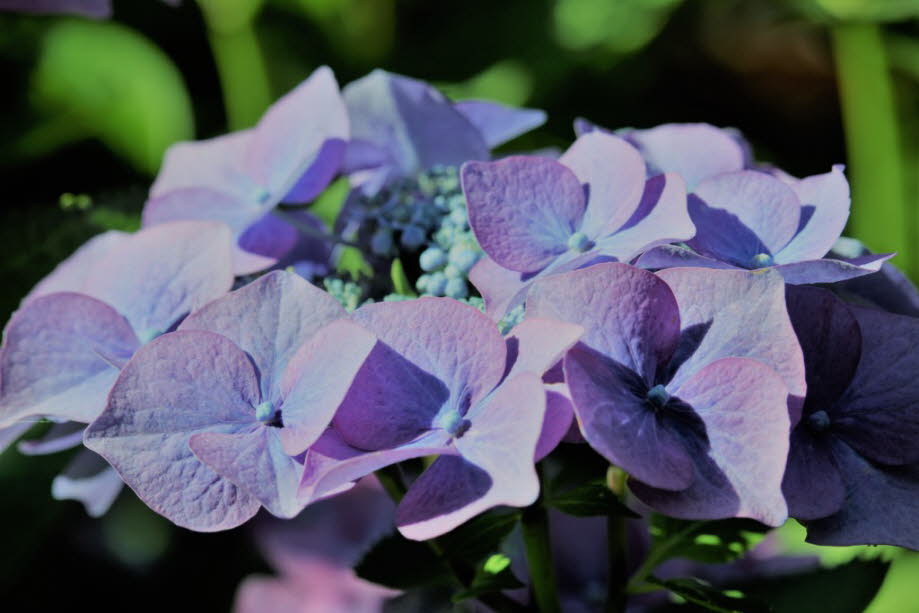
[750,253,774,268]
[137,328,162,344]
[567,232,594,253]
[255,401,282,427]
[646,384,670,410]
[439,409,472,439]
[806,410,831,433]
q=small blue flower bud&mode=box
[449,246,480,273]
[426,272,448,296]
[401,225,427,249]
[444,264,462,279]
[370,228,394,255]
[444,278,468,299]
[416,274,431,293]
[450,208,467,226]
[750,253,774,268]
[646,384,670,410]
[567,231,593,253]
[419,247,447,271]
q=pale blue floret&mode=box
[567,231,593,253]
[750,253,774,268]
[426,272,448,296]
[646,384,670,410]
[371,228,394,255]
[401,224,427,249]
[419,247,447,271]
[444,278,468,299]
[444,264,462,279]
[498,304,525,335]
[448,245,480,273]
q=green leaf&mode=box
[452,554,524,603]
[437,509,521,564]
[546,479,638,518]
[336,246,372,279]
[543,443,637,517]
[649,576,769,613]
[740,557,891,613]
[390,258,417,297]
[793,0,919,23]
[355,531,452,590]
[648,516,769,565]
[309,177,350,227]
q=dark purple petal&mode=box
[558,132,646,237]
[781,428,845,520]
[463,157,586,273]
[51,449,123,518]
[453,100,546,148]
[0,293,139,426]
[631,357,790,526]
[84,331,261,531]
[180,271,346,403]
[535,387,574,461]
[832,260,919,317]
[775,166,850,263]
[527,263,681,382]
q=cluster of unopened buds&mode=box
[3,65,919,608]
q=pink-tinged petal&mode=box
[0,293,139,427]
[563,343,696,490]
[782,428,846,521]
[454,100,546,148]
[17,421,84,455]
[180,271,346,402]
[0,421,33,455]
[299,429,453,504]
[626,123,746,189]
[504,317,584,380]
[635,244,737,271]
[463,157,586,273]
[527,263,681,382]
[398,373,545,540]
[351,298,507,411]
[775,165,850,263]
[559,132,646,237]
[0,0,111,17]
[593,173,693,261]
[84,331,261,531]
[190,428,304,519]
[51,449,123,518]
[658,267,807,418]
[344,70,488,175]
[150,131,254,200]
[246,67,348,198]
[279,320,379,456]
[24,230,130,304]
[691,171,801,256]
[631,357,791,526]
[772,254,892,285]
[535,387,574,461]
[468,256,531,320]
[82,220,234,334]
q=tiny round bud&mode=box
[401,225,427,249]
[426,272,448,296]
[444,278,468,299]
[419,247,448,271]
[370,228,394,255]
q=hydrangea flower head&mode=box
[527,263,806,525]
[0,220,234,428]
[783,286,919,549]
[462,131,694,319]
[299,298,583,540]
[143,66,348,275]
[84,271,378,530]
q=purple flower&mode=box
[462,131,694,320]
[526,263,806,525]
[83,271,378,531]
[0,221,234,429]
[342,70,545,194]
[143,66,348,275]
[783,286,919,549]
[299,298,583,540]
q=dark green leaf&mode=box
[355,531,451,589]
[547,479,638,517]
[452,554,524,602]
[649,576,769,613]
[437,509,521,564]
[649,516,769,565]
[390,258,417,296]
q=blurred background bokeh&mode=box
[2,0,919,610]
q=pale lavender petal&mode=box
[0,421,33,455]
[635,244,737,271]
[0,293,139,427]
[535,387,574,461]
[150,131,253,200]
[558,132,646,237]
[592,173,693,261]
[17,421,84,455]
[51,449,123,518]
[463,156,586,273]
[503,317,584,380]
[692,171,800,256]
[180,270,346,402]
[807,442,919,549]
[398,373,545,540]
[782,428,845,521]
[24,230,129,304]
[0,0,111,17]
[344,70,488,175]
[631,357,790,526]
[454,100,546,148]
[772,254,891,285]
[658,267,807,415]
[626,123,746,189]
[82,220,235,334]
[527,263,680,382]
[775,165,850,263]
[84,331,261,531]
[190,428,304,519]
[299,429,453,504]
[279,320,379,456]
[246,67,348,199]
[468,256,531,320]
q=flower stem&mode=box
[831,22,911,276]
[521,466,561,613]
[196,0,271,130]
[605,513,628,612]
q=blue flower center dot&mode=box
[256,401,280,426]
[567,232,594,253]
[750,253,774,268]
[255,187,272,205]
[646,384,670,410]
[441,409,472,438]
[137,328,162,344]
[806,410,831,433]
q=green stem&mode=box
[625,520,707,594]
[832,22,911,276]
[374,465,407,503]
[605,514,628,613]
[197,0,271,130]
[521,467,561,613]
